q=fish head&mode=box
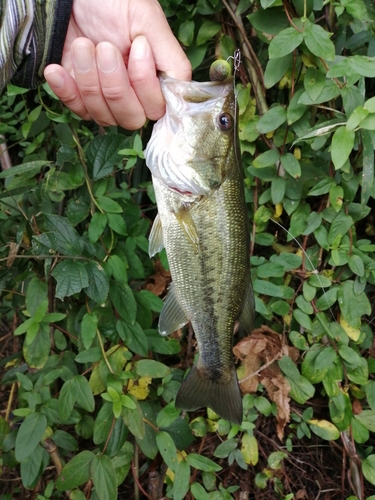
[145,74,238,197]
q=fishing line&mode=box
[227,50,338,326]
[270,217,338,325]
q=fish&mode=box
[144,73,254,425]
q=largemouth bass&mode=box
[144,74,254,424]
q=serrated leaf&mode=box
[52,260,89,299]
[90,455,117,500]
[86,134,128,180]
[15,412,47,462]
[45,214,82,255]
[85,261,109,304]
[56,450,94,490]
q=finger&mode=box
[128,36,165,121]
[71,38,117,126]
[96,41,146,130]
[44,64,91,120]
[130,1,192,81]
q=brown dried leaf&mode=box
[7,242,19,267]
[144,259,170,297]
[262,374,291,440]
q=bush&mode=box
[1,1,375,499]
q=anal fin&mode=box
[159,283,189,336]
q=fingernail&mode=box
[45,71,64,90]
[73,43,94,73]
[97,42,119,74]
[131,36,149,60]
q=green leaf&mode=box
[308,419,340,440]
[109,281,137,323]
[354,410,375,432]
[304,68,326,101]
[81,312,98,350]
[45,214,82,255]
[252,150,280,169]
[90,455,117,500]
[20,444,45,488]
[264,54,293,89]
[156,431,179,471]
[93,403,114,445]
[186,453,222,472]
[190,483,210,500]
[15,412,47,462]
[52,260,89,299]
[214,439,238,458]
[23,323,50,369]
[86,133,128,180]
[135,359,171,378]
[88,212,107,243]
[0,160,49,179]
[96,196,123,214]
[59,379,76,421]
[287,88,307,125]
[361,129,374,206]
[85,261,109,304]
[196,20,221,45]
[72,375,95,412]
[173,460,191,500]
[122,400,145,439]
[303,22,335,60]
[56,450,94,490]
[348,254,365,277]
[253,279,284,298]
[178,19,195,47]
[117,319,148,356]
[331,126,355,171]
[256,105,287,134]
[280,153,301,178]
[338,280,371,329]
[362,455,375,486]
[271,176,286,205]
[269,27,304,58]
[26,277,48,316]
[107,213,127,236]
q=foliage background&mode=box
[1,0,375,499]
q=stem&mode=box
[222,0,268,115]
[96,328,114,374]
[5,382,16,422]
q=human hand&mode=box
[43,0,191,129]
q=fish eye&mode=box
[217,113,233,131]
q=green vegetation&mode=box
[1,0,375,498]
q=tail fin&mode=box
[175,365,243,425]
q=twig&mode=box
[222,0,268,115]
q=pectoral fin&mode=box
[159,283,189,336]
[239,280,255,334]
[149,214,164,257]
[174,207,200,252]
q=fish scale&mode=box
[145,74,254,424]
